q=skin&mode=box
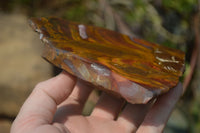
[11,71,183,133]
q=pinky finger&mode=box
[136,83,183,133]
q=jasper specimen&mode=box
[29,17,185,104]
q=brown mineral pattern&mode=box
[29,17,185,104]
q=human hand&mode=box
[11,71,183,133]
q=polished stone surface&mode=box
[29,17,185,104]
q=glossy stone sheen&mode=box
[29,17,185,104]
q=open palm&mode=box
[11,71,182,133]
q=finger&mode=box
[136,83,183,133]
[11,71,76,131]
[117,100,154,132]
[53,79,93,122]
[91,92,124,120]
[60,79,93,110]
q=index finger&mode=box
[11,71,76,131]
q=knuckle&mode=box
[34,81,47,91]
[35,82,44,89]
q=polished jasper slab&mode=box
[29,17,185,104]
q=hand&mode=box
[11,71,183,133]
